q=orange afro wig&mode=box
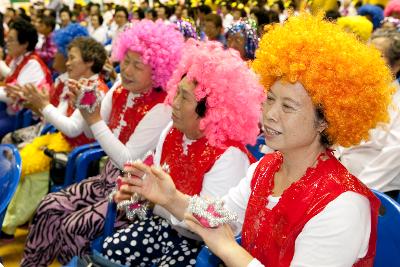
[252,13,394,147]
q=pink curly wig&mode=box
[112,19,185,89]
[384,0,400,17]
[166,39,265,148]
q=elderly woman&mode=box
[126,14,393,266]
[21,19,184,267]
[0,36,108,243]
[0,18,52,137]
[103,39,264,266]
[1,23,89,147]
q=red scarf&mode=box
[242,151,379,267]
[108,86,167,144]
[160,127,255,195]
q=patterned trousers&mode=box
[21,160,129,267]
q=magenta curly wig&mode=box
[384,0,400,17]
[112,19,185,89]
[166,39,265,148]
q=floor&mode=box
[0,227,61,267]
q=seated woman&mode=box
[0,36,108,242]
[1,23,89,147]
[0,18,52,137]
[123,14,393,266]
[102,39,264,266]
[226,19,258,61]
[21,19,184,267]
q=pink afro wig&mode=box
[384,0,400,17]
[112,19,185,89]
[166,39,265,148]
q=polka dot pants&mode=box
[102,214,203,266]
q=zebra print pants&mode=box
[21,160,129,267]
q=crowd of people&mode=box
[0,0,399,266]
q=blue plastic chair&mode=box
[0,144,22,228]
[195,236,241,267]
[50,142,102,192]
[372,189,400,267]
[74,147,106,183]
[91,202,118,253]
[246,135,267,161]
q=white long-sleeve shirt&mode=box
[337,81,400,192]
[0,52,46,104]
[42,80,171,169]
[223,160,371,267]
[153,122,251,239]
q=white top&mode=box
[0,53,46,104]
[89,25,108,44]
[336,81,400,192]
[223,160,371,267]
[42,80,171,169]
[223,13,234,32]
[153,122,251,239]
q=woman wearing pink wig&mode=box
[101,39,265,266]
[21,20,184,266]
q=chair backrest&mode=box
[0,144,22,228]
[372,189,400,267]
[246,135,267,161]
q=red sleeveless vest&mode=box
[5,52,52,89]
[62,78,109,147]
[160,127,255,195]
[242,151,379,267]
[108,86,167,144]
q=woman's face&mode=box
[120,51,153,94]
[66,46,93,80]
[172,76,202,137]
[6,29,28,58]
[91,15,100,28]
[262,80,326,153]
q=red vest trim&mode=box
[108,86,167,145]
[242,151,379,267]
[5,52,52,90]
[160,127,254,195]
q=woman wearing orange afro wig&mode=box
[126,14,394,267]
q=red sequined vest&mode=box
[160,127,255,195]
[5,52,52,90]
[242,151,379,267]
[62,78,109,147]
[108,86,167,144]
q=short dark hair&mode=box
[316,106,332,147]
[37,15,56,31]
[115,6,129,19]
[9,18,38,51]
[204,13,222,28]
[68,37,107,73]
[198,5,212,15]
[59,7,72,18]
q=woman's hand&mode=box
[185,213,238,256]
[20,83,50,112]
[185,213,254,266]
[4,84,24,101]
[117,161,178,207]
[66,79,102,125]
